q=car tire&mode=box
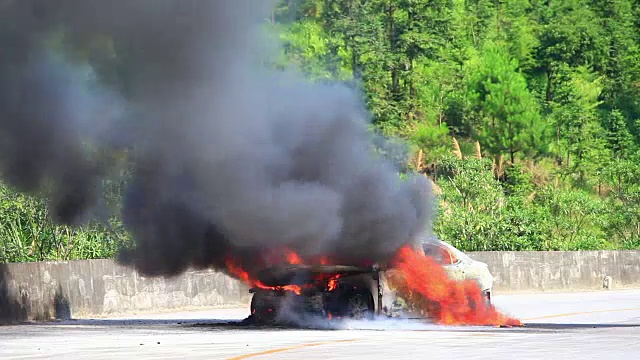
[344,291,375,320]
[250,292,277,324]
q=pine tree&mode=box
[466,42,546,163]
[605,109,635,159]
[590,0,640,133]
[534,0,607,102]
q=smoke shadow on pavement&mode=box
[522,323,640,330]
[16,318,244,327]
[17,316,339,331]
[12,314,640,334]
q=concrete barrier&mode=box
[1,250,639,323]
[0,259,250,323]
[468,250,640,292]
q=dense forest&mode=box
[2,0,640,262]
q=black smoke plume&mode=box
[0,0,433,278]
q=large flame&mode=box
[225,248,343,296]
[389,246,521,326]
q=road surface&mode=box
[1,289,639,359]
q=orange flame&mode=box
[285,249,303,265]
[225,248,346,297]
[276,284,303,295]
[225,257,304,295]
[225,258,252,284]
[327,274,341,291]
[390,246,521,326]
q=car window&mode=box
[449,250,459,264]
[439,240,470,263]
[422,244,453,265]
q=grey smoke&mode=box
[0,0,433,278]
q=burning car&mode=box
[248,240,494,324]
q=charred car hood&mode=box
[256,264,375,287]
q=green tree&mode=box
[549,65,609,186]
[464,0,496,48]
[604,109,635,159]
[276,19,340,80]
[534,0,607,102]
[591,0,640,126]
[466,42,546,163]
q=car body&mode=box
[248,240,493,324]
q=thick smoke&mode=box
[0,0,433,278]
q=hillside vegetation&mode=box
[2,0,640,262]
[270,0,640,252]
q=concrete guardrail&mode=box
[1,250,639,323]
[469,250,640,292]
[0,259,250,323]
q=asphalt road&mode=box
[1,289,639,359]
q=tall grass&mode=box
[0,185,129,263]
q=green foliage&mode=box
[465,42,547,162]
[410,122,451,162]
[5,0,640,262]
[548,65,610,187]
[433,158,623,251]
[502,163,534,196]
[0,185,130,263]
[434,158,552,251]
[604,109,635,159]
[535,0,608,70]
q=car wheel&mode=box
[345,292,375,320]
[250,292,277,324]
